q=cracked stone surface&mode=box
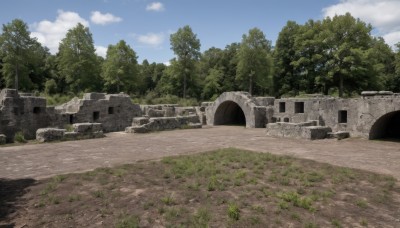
[1,126,399,180]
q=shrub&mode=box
[227,203,240,221]
[14,131,27,143]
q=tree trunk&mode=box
[249,73,253,95]
[15,63,19,91]
[339,74,343,98]
[183,73,187,99]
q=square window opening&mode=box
[338,110,348,123]
[33,107,41,114]
[279,102,286,113]
[69,114,74,124]
[294,102,304,113]
[93,111,100,121]
[108,107,114,114]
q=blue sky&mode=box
[1,0,399,64]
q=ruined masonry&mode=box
[1,89,400,143]
[206,91,400,140]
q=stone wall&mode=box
[55,92,142,132]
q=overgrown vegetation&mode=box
[3,148,399,227]
[1,14,400,102]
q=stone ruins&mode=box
[0,89,399,144]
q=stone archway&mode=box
[369,111,400,140]
[214,101,246,126]
[205,92,267,128]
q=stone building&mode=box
[205,91,400,140]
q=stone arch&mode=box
[214,101,246,126]
[369,111,400,140]
[206,92,266,128]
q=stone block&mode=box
[73,123,102,133]
[132,117,149,126]
[36,128,65,142]
[327,131,350,140]
[361,91,378,96]
[83,93,106,100]
[64,132,80,140]
[302,126,332,140]
[0,134,6,145]
[147,109,165,117]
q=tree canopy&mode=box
[1,15,399,101]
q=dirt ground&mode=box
[1,126,400,180]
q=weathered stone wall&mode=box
[55,93,142,132]
[0,89,54,142]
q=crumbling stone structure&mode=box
[55,92,141,132]
[206,91,400,140]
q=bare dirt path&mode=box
[1,126,399,180]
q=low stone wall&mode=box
[125,115,202,133]
[265,121,332,140]
[36,123,104,142]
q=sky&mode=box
[1,0,400,64]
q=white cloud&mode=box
[323,0,400,46]
[31,10,89,54]
[133,33,165,47]
[146,2,165,12]
[90,11,122,25]
[95,45,108,58]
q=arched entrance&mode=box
[369,111,400,140]
[214,101,246,126]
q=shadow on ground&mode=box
[0,178,36,227]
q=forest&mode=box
[1,13,400,105]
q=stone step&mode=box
[327,131,350,140]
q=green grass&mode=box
[19,148,400,227]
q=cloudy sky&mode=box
[1,0,399,64]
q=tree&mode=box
[394,42,400,92]
[57,23,101,93]
[170,25,201,98]
[319,13,373,97]
[0,19,43,91]
[102,40,139,93]
[273,21,301,96]
[236,28,273,95]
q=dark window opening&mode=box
[108,107,114,114]
[294,102,304,113]
[93,111,100,121]
[338,110,347,123]
[33,107,41,114]
[283,117,289,122]
[13,107,19,115]
[69,114,74,124]
[279,102,286,113]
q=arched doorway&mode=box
[214,101,246,126]
[369,111,400,140]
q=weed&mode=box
[304,222,319,228]
[360,218,368,226]
[331,219,342,227]
[356,199,368,208]
[92,190,105,198]
[116,215,140,228]
[191,208,211,226]
[161,194,175,205]
[227,203,240,221]
[14,131,27,143]
[48,195,60,204]
[164,207,182,221]
[68,194,81,202]
[143,201,154,210]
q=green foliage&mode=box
[14,131,27,143]
[0,19,47,91]
[116,215,140,228]
[102,40,139,93]
[170,25,201,98]
[227,203,240,220]
[44,79,57,95]
[57,23,101,93]
[237,28,273,95]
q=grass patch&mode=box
[7,148,400,227]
